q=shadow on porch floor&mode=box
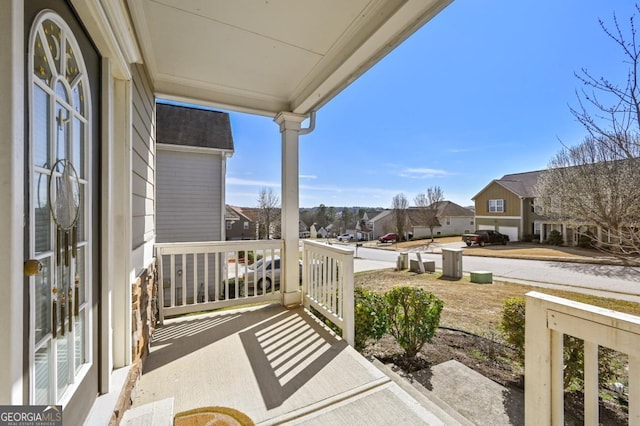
[129,303,447,425]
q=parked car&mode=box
[462,230,509,247]
[337,233,354,242]
[378,233,398,243]
[242,256,303,291]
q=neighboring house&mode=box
[472,169,605,245]
[409,201,475,238]
[226,205,256,240]
[235,206,280,240]
[299,220,310,238]
[369,210,395,239]
[316,226,330,238]
[228,206,286,240]
[356,209,383,240]
[472,170,543,242]
[369,202,473,240]
[156,103,234,243]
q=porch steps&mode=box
[372,359,473,426]
[386,359,525,426]
[259,376,450,425]
[121,397,174,426]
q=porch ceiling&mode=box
[126,0,452,116]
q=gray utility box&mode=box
[410,259,435,273]
[398,252,409,270]
[442,248,463,279]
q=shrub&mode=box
[547,229,563,246]
[500,297,526,362]
[237,251,255,264]
[523,234,542,243]
[385,286,444,358]
[500,297,620,390]
[354,287,388,351]
[577,231,594,248]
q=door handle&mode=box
[24,259,43,276]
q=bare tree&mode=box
[570,5,640,158]
[535,5,640,254]
[535,138,640,254]
[257,187,280,239]
[392,193,409,241]
[414,186,444,241]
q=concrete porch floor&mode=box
[129,303,450,425]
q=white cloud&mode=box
[398,168,452,179]
[300,174,317,179]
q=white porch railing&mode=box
[155,240,283,321]
[302,240,354,346]
[525,291,640,425]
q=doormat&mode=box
[173,406,254,426]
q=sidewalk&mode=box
[364,239,639,266]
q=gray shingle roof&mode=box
[156,103,234,151]
[227,206,254,223]
[496,170,543,198]
[433,201,475,217]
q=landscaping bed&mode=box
[355,269,634,424]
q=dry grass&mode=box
[356,269,640,337]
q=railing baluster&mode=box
[157,250,165,324]
[170,254,175,308]
[234,250,239,298]
[181,253,186,306]
[204,253,209,302]
[323,255,329,307]
[334,258,339,313]
[583,341,598,426]
[336,259,342,318]
[193,253,198,304]
[550,330,564,425]
[215,252,220,301]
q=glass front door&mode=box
[28,11,92,405]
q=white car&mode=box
[242,256,302,291]
[337,233,354,242]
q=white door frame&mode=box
[0,0,25,405]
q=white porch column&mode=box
[275,112,306,307]
[112,77,132,368]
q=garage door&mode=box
[499,226,519,242]
[478,224,494,231]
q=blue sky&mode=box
[224,0,635,209]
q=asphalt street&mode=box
[346,244,640,303]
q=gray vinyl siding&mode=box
[131,63,156,249]
[156,149,223,242]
